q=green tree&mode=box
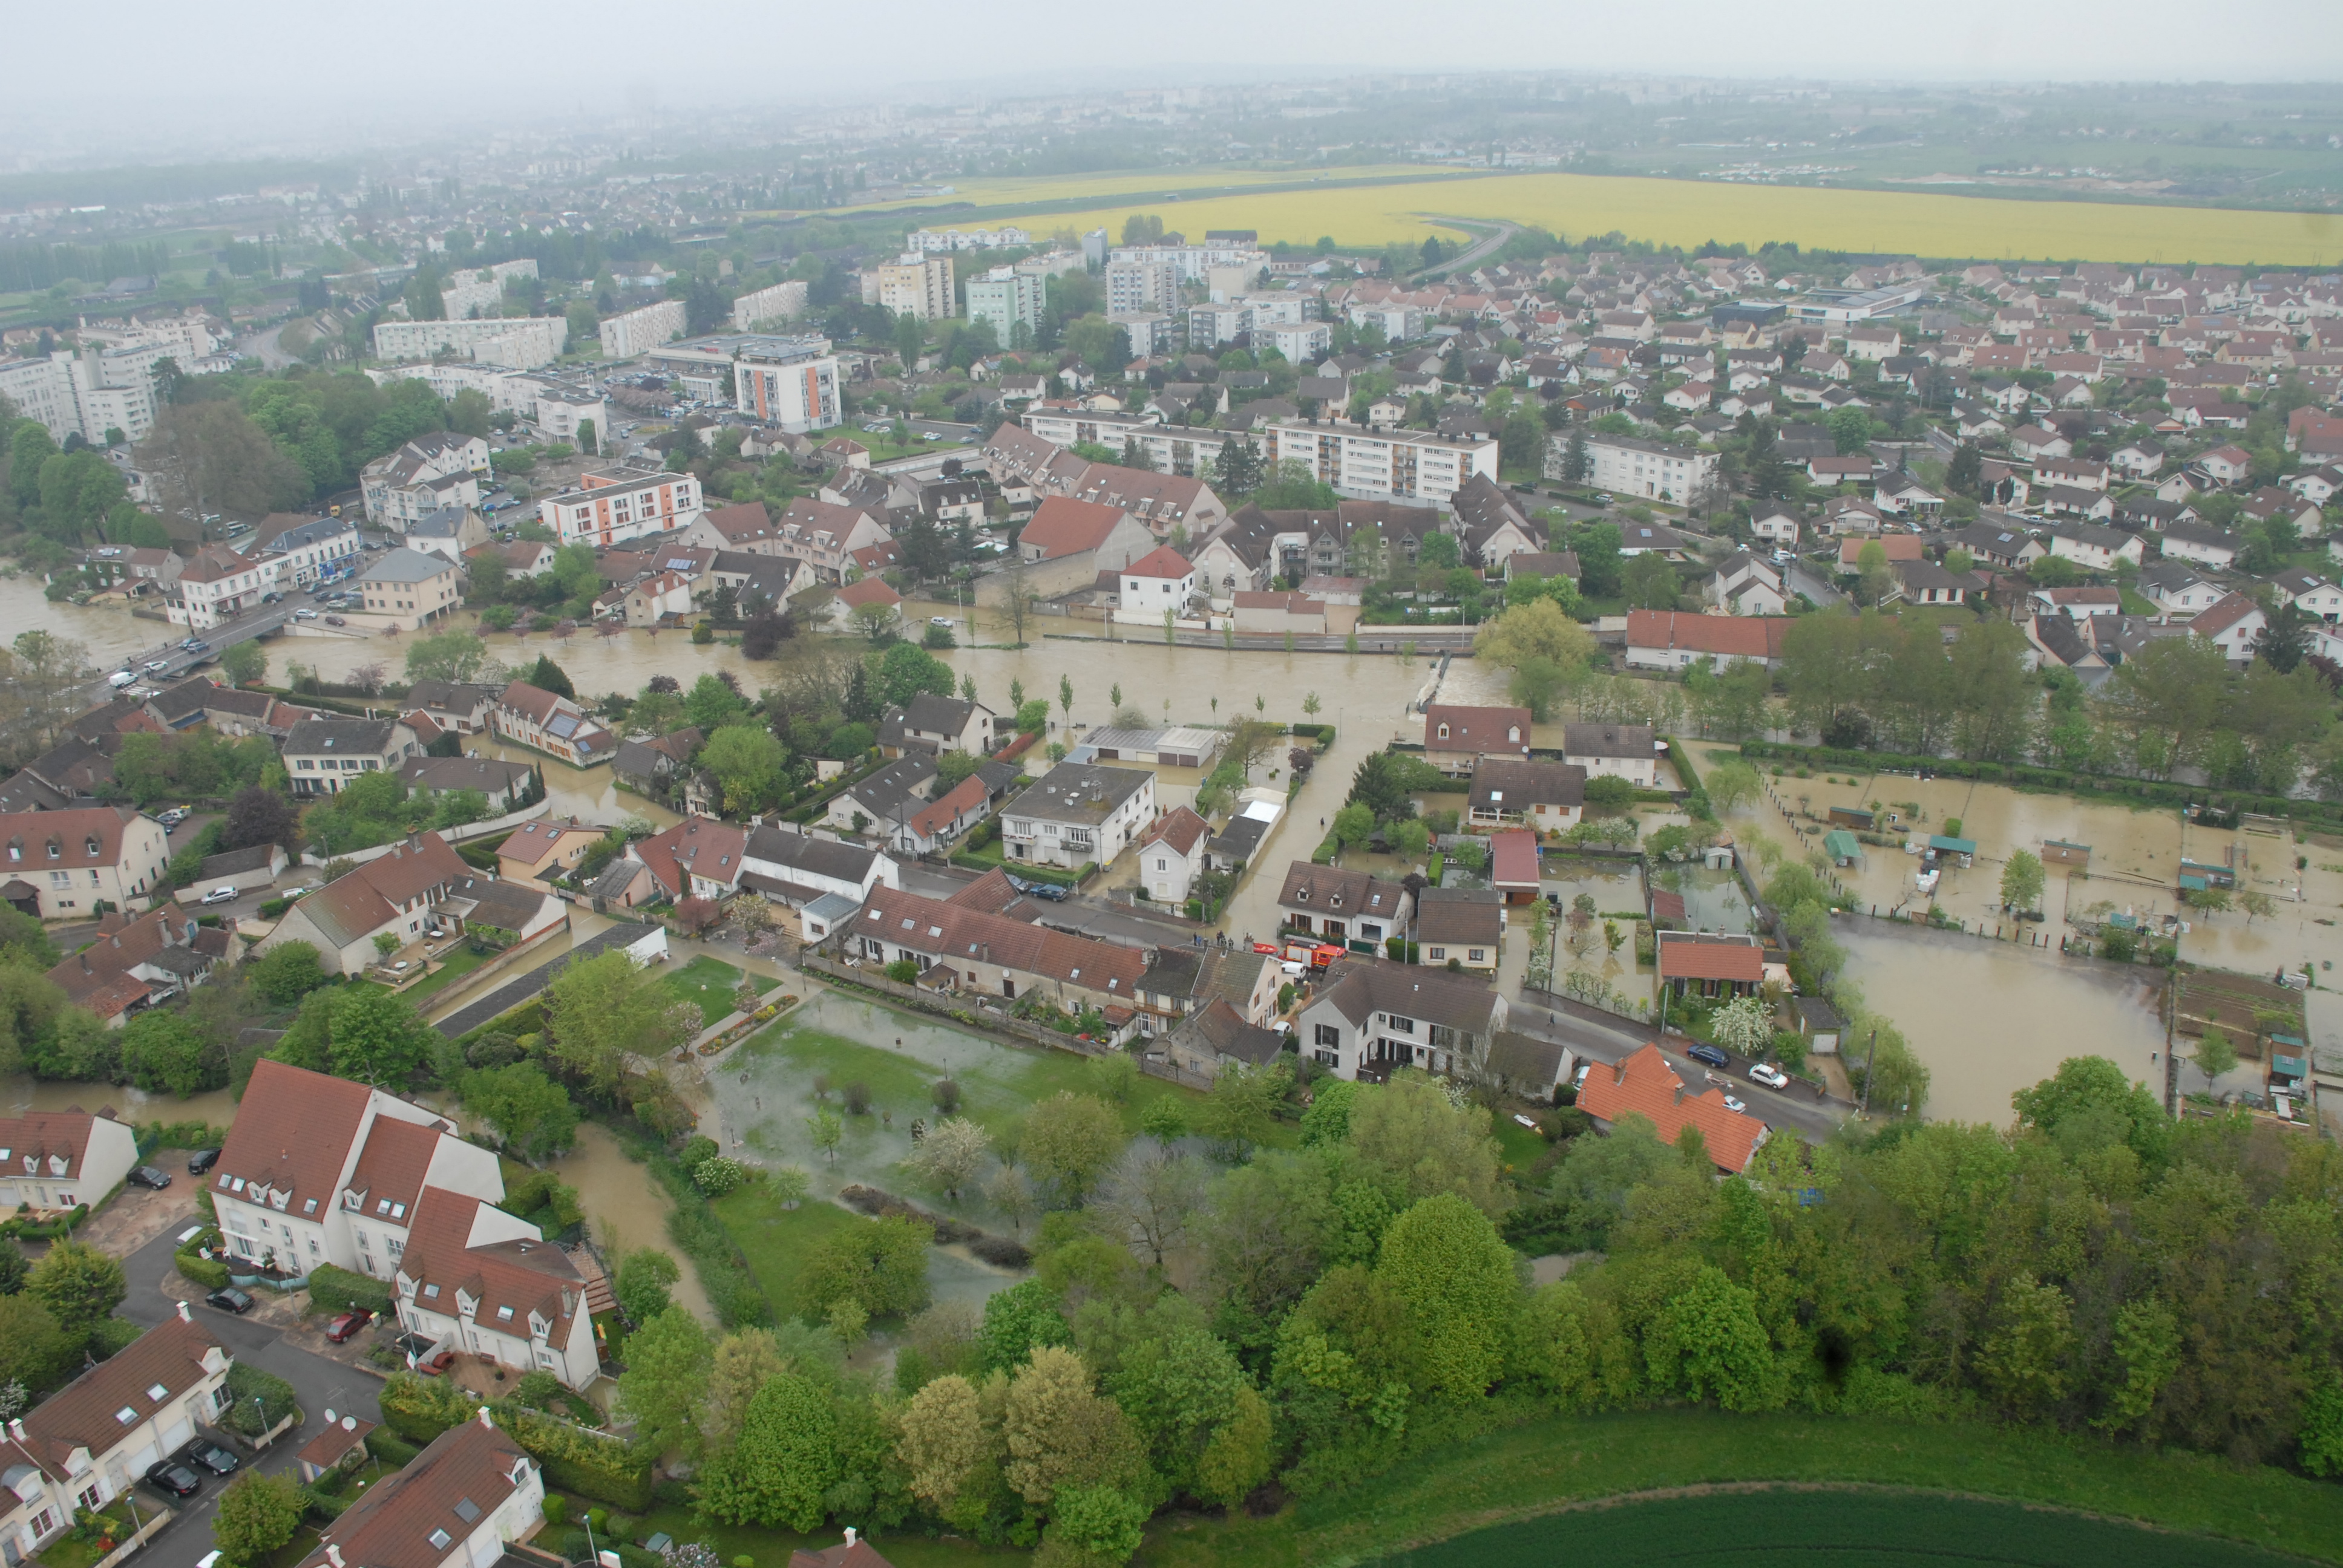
[615,1247,680,1322]
[614,1305,713,1460]
[1621,550,1680,610]
[27,1240,126,1336]
[700,724,788,814]
[211,1470,306,1564]
[525,654,574,699]
[975,1278,1073,1376]
[2000,850,2046,912]
[876,642,955,708]
[220,639,267,688]
[462,1062,577,1160]
[246,942,328,1005]
[1976,1272,2077,1417]
[1474,597,1594,675]
[119,1010,212,1096]
[404,630,490,684]
[1650,1264,1783,1412]
[802,1214,933,1320]
[1021,1091,1126,1203]
[544,949,701,1097]
[1346,1073,1507,1216]
[698,1373,838,1531]
[1828,406,1873,456]
[1374,1193,1519,1399]
[2192,1026,2238,1089]
[326,987,437,1085]
[0,1295,74,1392]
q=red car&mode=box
[326,1308,372,1344]
[416,1350,457,1376]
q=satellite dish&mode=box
[342,1416,357,1432]
[323,1408,336,1424]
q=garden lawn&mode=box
[399,944,493,1002]
[1141,1408,2343,1568]
[663,956,779,1019]
[1488,1109,1547,1178]
[703,1186,868,1324]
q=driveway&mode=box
[74,1159,200,1258]
[121,1227,388,1568]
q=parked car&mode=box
[110,668,140,688]
[157,808,186,826]
[145,1462,203,1498]
[323,615,346,626]
[930,616,955,627]
[179,1439,240,1476]
[326,1308,373,1343]
[200,886,238,906]
[188,1146,221,1175]
[206,1287,255,1315]
[294,608,318,619]
[1685,1042,1730,1069]
[1722,1094,1749,1114]
[1023,883,1069,902]
[127,1165,173,1189]
[1747,1062,1791,1090]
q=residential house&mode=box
[398,755,536,813]
[1276,862,1412,949]
[737,823,899,910]
[825,754,939,838]
[2138,560,2216,615]
[2028,587,2123,621]
[1,1309,234,1563]
[1576,1043,1768,1172]
[1160,999,1286,1082]
[163,543,277,630]
[47,904,217,1025]
[2192,592,2267,665]
[361,433,490,529]
[255,833,473,975]
[189,842,289,900]
[612,728,704,803]
[1559,723,1660,786]
[0,806,171,918]
[0,1110,139,1212]
[1467,759,1588,833]
[1293,956,1503,1080]
[1415,887,1502,973]
[493,682,617,766]
[628,817,751,903]
[2198,444,2255,487]
[401,681,500,738]
[1623,610,1791,671]
[1135,806,1211,905]
[1749,508,1801,548]
[679,500,786,555]
[1448,474,1545,568]
[2157,520,2242,570]
[1942,520,2046,571]
[877,694,998,758]
[1656,931,1765,1000]
[257,514,363,587]
[281,717,423,797]
[292,1411,547,1568]
[352,547,466,633]
[833,577,903,633]
[1003,496,1156,599]
[2272,569,2343,623]
[496,818,609,890]
[2045,520,2146,572]
[1423,704,1533,776]
[1888,558,1982,606]
[1708,551,1786,615]
[841,884,1147,1014]
[1117,546,1201,621]
[998,764,1156,869]
[403,506,490,565]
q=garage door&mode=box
[159,1417,192,1454]
[123,1441,159,1477]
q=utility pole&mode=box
[1860,1027,1879,1116]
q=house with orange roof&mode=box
[492,681,617,766]
[0,1109,139,1213]
[495,818,611,890]
[1116,546,1199,619]
[893,773,992,857]
[293,1406,546,1568]
[1623,610,1792,673]
[634,816,752,901]
[841,884,1149,1017]
[257,831,473,973]
[1576,1043,1769,1172]
[833,575,903,633]
[0,804,172,919]
[1001,495,1156,598]
[1656,931,1766,1000]
[45,903,215,1025]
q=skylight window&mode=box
[429,1530,453,1550]
[497,1305,514,1320]
[115,1406,137,1425]
[147,1383,168,1402]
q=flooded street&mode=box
[1833,920,2169,1125]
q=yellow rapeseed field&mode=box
[981,170,2343,267]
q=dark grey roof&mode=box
[1312,955,1498,1033]
[1182,998,1284,1067]
[1004,763,1152,826]
[1415,886,1502,945]
[1470,757,1588,812]
[843,754,940,817]
[1559,722,1655,759]
[283,716,401,755]
[449,873,550,933]
[744,824,880,883]
[1207,815,1268,862]
[402,680,500,714]
[360,546,458,584]
[1485,1029,1565,1088]
[399,756,533,795]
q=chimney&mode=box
[477,1405,494,1428]
[177,1299,192,1322]
[8,1418,26,1442]
[844,1529,857,1549]
[327,1546,344,1568]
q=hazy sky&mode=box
[9,0,2343,147]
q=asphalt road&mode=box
[119,1224,386,1568]
[1511,988,1850,1146]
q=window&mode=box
[77,1484,101,1511]
[1313,1023,1340,1048]
[1387,1014,1417,1035]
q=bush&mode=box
[309,1264,393,1320]
[885,958,919,984]
[365,1427,422,1467]
[89,1315,145,1359]
[693,1157,746,1196]
[500,1402,655,1511]
[223,1362,299,1436]
[175,1247,231,1289]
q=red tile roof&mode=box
[301,1411,536,1568]
[856,884,1147,995]
[1656,932,1765,981]
[636,816,750,899]
[837,577,901,609]
[1576,1043,1768,1172]
[1837,534,1924,566]
[0,1111,117,1183]
[1018,496,1128,560]
[1489,828,1540,889]
[217,1059,374,1217]
[1624,610,1791,660]
[1121,546,1193,580]
[1138,805,1210,858]
[301,832,470,949]
[398,1187,585,1340]
[1425,704,1532,754]
[908,774,989,840]
[344,1114,445,1224]
[19,1312,228,1475]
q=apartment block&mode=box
[732,279,809,330]
[537,466,704,546]
[735,341,844,433]
[1106,258,1180,315]
[598,299,686,361]
[1268,420,1497,505]
[965,267,1044,341]
[1562,433,1720,505]
[371,316,565,369]
[876,254,955,321]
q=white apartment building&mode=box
[372,317,565,369]
[1561,433,1719,505]
[369,365,608,448]
[1114,312,1181,358]
[1346,302,1426,342]
[966,267,1044,341]
[908,226,1031,252]
[1020,408,1239,477]
[877,254,955,321]
[598,299,686,361]
[537,466,704,546]
[1259,321,1333,362]
[1110,241,1271,283]
[1106,259,1181,315]
[0,345,165,445]
[734,342,844,435]
[261,514,363,586]
[1269,420,1498,505]
[165,542,280,629]
[732,279,808,330]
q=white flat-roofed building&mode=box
[1258,321,1333,362]
[598,299,685,361]
[1566,433,1719,505]
[538,466,704,546]
[731,279,809,330]
[1268,420,1496,505]
[259,514,362,587]
[372,317,565,369]
[1107,258,1180,315]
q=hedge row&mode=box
[1666,736,1717,823]
[175,1238,230,1289]
[378,1373,654,1511]
[631,1132,770,1328]
[136,1120,226,1156]
[1736,739,2343,824]
[309,1263,395,1319]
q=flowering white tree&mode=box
[1708,995,1774,1058]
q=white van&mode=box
[110,669,140,688]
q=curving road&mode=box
[1412,218,1521,283]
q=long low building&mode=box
[842,883,1149,1016]
[1265,420,1497,505]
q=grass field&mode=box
[663,956,780,1020]
[706,1181,867,1322]
[1142,1408,2343,1567]
[827,163,1469,216]
[981,168,2343,266]
[1376,1489,2312,1567]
